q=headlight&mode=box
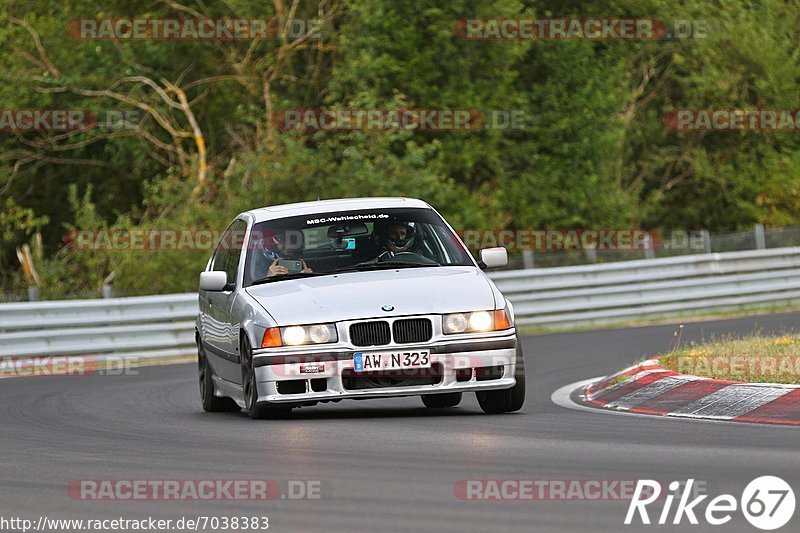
[309,324,334,344]
[443,313,468,334]
[283,326,307,345]
[443,309,512,334]
[261,323,338,347]
[468,311,493,331]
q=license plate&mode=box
[353,350,431,372]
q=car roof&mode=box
[243,197,432,223]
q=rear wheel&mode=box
[421,392,462,408]
[476,344,526,414]
[198,338,239,412]
[240,335,292,420]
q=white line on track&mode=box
[612,375,695,410]
[670,384,792,419]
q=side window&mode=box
[211,219,247,287]
[210,227,232,272]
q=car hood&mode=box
[245,266,496,325]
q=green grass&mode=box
[659,331,800,384]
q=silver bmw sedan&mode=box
[196,197,525,419]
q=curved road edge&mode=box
[553,359,800,427]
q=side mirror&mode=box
[478,247,508,269]
[199,271,229,291]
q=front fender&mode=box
[233,289,276,351]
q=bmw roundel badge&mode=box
[381,304,395,312]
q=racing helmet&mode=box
[374,221,416,253]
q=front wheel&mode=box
[240,335,292,420]
[421,392,462,408]
[476,344,526,414]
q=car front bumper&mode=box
[251,334,519,404]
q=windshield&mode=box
[243,207,473,285]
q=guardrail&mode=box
[2,247,800,360]
[492,247,800,326]
[0,294,198,360]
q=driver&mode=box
[252,228,312,277]
[374,221,416,255]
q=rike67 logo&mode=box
[625,477,795,530]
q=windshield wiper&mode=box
[249,272,325,285]
[335,261,440,273]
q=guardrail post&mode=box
[522,250,535,269]
[701,230,711,253]
[643,234,655,259]
[754,224,766,250]
[27,287,40,302]
[102,271,116,298]
[585,243,597,263]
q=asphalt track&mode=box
[2,312,800,532]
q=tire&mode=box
[240,335,292,420]
[421,392,462,408]
[476,343,526,414]
[198,338,239,412]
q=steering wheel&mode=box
[376,251,438,265]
